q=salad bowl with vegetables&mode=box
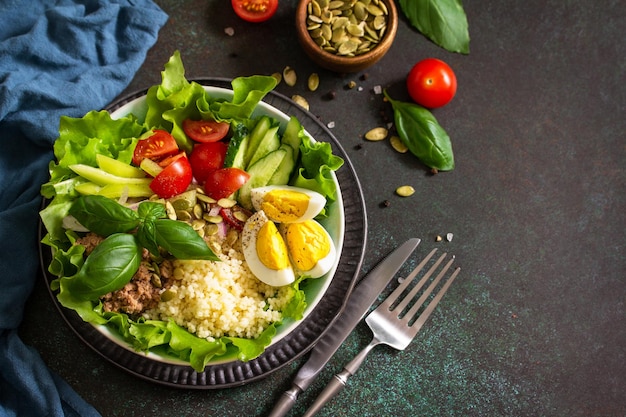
[38,51,367,387]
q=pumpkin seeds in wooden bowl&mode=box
[296,0,398,73]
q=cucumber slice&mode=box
[281,116,303,161]
[224,123,249,169]
[247,125,280,169]
[268,144,296,185]
[238,148,287,210]
[244,116,276,168]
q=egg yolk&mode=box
[256,220,291,270]
[261,190,310,223]
[284,220,330,271]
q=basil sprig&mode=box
[66,233,142,301]
[69,195,219,261]
[384,91,455,171]
[398,0,470,54]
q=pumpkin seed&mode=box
[365,127,388,141]
[390,135,408,153]
[292,94,310,111]
[308,73,320,91]
[161,289,176,302]
[191,219,206,231]
[271,72,282,84]
[283,66,297,86]
[197,193,216,204]
[218,198,237,208]
[205,215,223,224]
[396,185,415,197]
[165,201,176,220]
[151,273,162,288]
[234,210,249,222]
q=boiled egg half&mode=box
[242,210,296,287]
[242,185,336,286]
[251,185,326,223]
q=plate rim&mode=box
[38,77,368,388]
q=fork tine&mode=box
[392,252,448,314]
[406,262,460,332]
[377,248,438,311]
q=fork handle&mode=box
[302,339,379,417]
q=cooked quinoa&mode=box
[143,237,291,340]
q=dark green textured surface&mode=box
[19,0,625,416]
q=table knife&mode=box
[267,238,420,417]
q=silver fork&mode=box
[302,249,460,417]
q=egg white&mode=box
[241,210,296,287]
[250,185,326,223]
[280,220,336,279]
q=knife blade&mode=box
[267,238,420,417]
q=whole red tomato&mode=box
[406,58,457,109]
[231,0,278,23]
[203,167,250,200]
[149,156,193,199]
[189,141,228,184]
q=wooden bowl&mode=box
[295,0,398,73]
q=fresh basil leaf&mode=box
[69,195,140,236]
[384,91,455,171]
[67,233,142,301]
[399,0,470,54]
[137,220,160,257]
[153,219,220,261]
[138,201,167,221]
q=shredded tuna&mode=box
[75,233,176,316]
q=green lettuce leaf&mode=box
[292,135,344,216]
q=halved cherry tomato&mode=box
[132,130,179,166]
[406,58,457,109]
[203,167,250,200]
[182,119,229,143]
[231,0,278,23]
[189,142,228,184]
[149,156,193,199]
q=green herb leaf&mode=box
[66,233,142,301]
[137,220,160,257]
[137,201,167,221]
[398,0,470,54]
[153,218,220,261]
[384,91,455,171]
[69,195,140,236]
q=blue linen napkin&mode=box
[0,1,168,415]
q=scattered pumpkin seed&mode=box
[160,289,176,302]
[271,72,282,84]
[234,210,249,222]
[292,94,310,111]
[395,185,415,197]
[165,201,176,220]
[365,127,388,141]
[217,198,237,208]
[390,135,408,153]
[308,73,320,91]
[283,66,297,86]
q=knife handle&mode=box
[267,386,301,417]
[301,369,350,417]
[302,340,378,417]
